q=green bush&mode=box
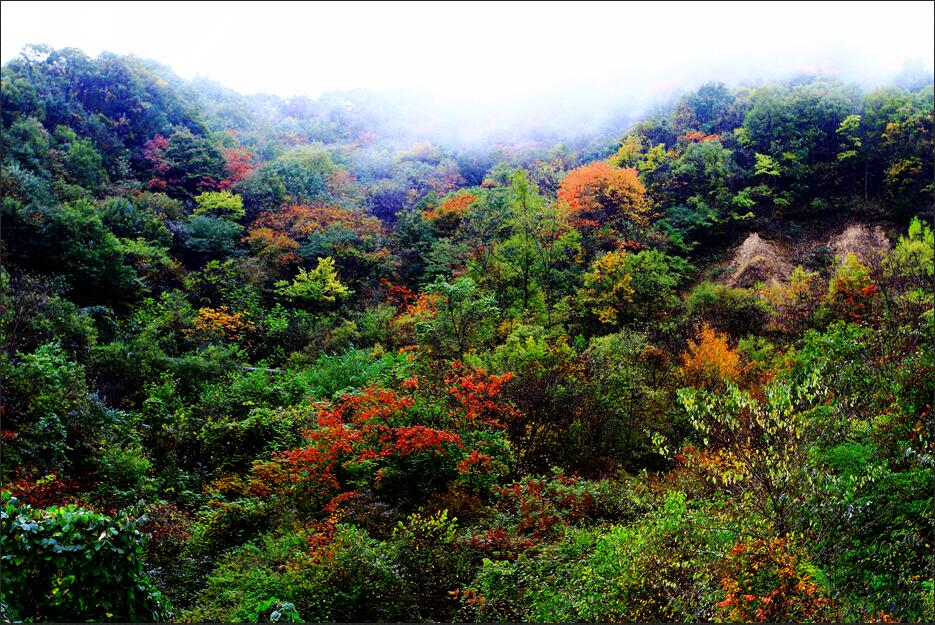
[188,525,414,622]
[0,493,165,622]
[685,280,769,336]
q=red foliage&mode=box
[463,526,538,560]
[493,473,598,539]
[139,503,192,560]
[445,361,518,429]
[142,134,170,191]
[715,537,837,622]
[219,146,256,189]
[142,135,169,175]
[838,283,881,322]
[249,385,464,501]
[381,280,417,309]
[3,472,86,508]
[457,450,494,475]
[391,426,462,457]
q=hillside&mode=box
[1,44,933,623]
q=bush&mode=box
[0,493,165,622]
[685,280,770,336]
[460,491,739,622]
[187,525,414,622]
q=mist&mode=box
[2,0,933,147]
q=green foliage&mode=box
[95,444,158,508]
[4,198,138,304]
[274,256,351,305]
[686,280,770,335]
[0,493,165,622]
[188,526,413,623]
[1,45,933,625]
[193,190,246,220]
[249,597,302,623]
[184,214,244,257]
[418,276,498,358]
[461,491,738,622]
[886,217,935,309]
[99,196,173,246]
[284,347,408,400]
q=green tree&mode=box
[184,215,244,258]
[417,276,498,359]
[274,256,351,306]
[193,190,245,220]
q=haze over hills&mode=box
[2,1,933,145]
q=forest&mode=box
[0,43,933,623]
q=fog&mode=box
[2,1,933,145]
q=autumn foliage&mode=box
[253,203,384,241]
[715,538,837,623]
[557,161,650,237]
[2,48,932,624]
[185,306,254,343]
[422,190,479,221]
[679,323,741,388]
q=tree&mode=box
[184,215,244,258]
[557,161,650,252]
[883,217,934,310]
[416,277,498,359]
[154,126,226,197]
[621,249,688,324]
[679,322,741,389]
[577,249,634,327]
[3,199,137,304]
[275,256,351,306]
[674,377,821,535]
[193,190,245,220]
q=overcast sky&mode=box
[2,1,933,140]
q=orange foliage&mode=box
[679,131,722,143]
[326,169,360,203]
[445,361,518,429]
[427,170,467,196]
[392,291,441,344]
[253,203,384,240]
[680,323,741,388]
[716,537,837,622]
[242,227,301,269]
[557,161,650,231]
[422,190,479,221]
[457,450,494,475]
[381,280,418,309]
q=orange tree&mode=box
[557,161,651,255]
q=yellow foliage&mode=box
[579,249,634,325]
[680,323,741,387]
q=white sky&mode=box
[1,0,933,138]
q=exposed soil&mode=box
[719,221,893,289]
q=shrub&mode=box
[686,280,769,336]
[0,493,165,622]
